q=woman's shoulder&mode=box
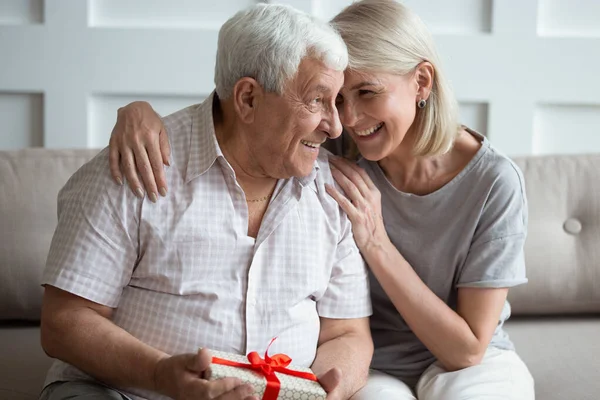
[460,127,525,197]
[481,145,525,197]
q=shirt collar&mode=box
[296,162,319,188]
[184,92,224,183]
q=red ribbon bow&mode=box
[211,338,318,400]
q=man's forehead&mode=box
[296,72,343,93]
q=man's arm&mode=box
[41,286,255,400]
[311,317,373,400]
[41,285,166,392]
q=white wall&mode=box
[0,0,599,156]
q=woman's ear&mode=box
[232,77,262,124]
[415,61,434,102]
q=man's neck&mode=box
[213,99,277,200]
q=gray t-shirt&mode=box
[343,129,528,386]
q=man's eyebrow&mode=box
[315,85,331,93]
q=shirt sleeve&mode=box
[457,160,529,288]
[41,148,141,307]
[317,209,372,319]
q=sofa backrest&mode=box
[0,149,99,321]
[509,154,600,315]
[0,149,599,321]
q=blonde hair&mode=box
[331,0,459,157]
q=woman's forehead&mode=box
[342,70,386,88]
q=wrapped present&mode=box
[206,339,326,400]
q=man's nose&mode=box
[327,105,343,139]
[319,102,343,140]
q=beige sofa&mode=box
[1,148,599,400]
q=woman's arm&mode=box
[326,156,509,371]
[109,101,171,201]
[362,240,507,370]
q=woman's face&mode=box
[336,69,420,161]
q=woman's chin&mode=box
[356,146,387,162]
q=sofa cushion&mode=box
[0,149,98,321]
[505,317,600,400]
[0,323,53,399]
[509,154,600,314]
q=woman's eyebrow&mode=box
[350,81,378,90]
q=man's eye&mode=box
[335,95,344,104]
[358,89,374,95]
[311,97,322,104]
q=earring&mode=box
[418,99,427,109]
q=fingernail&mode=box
[135,188,144,198]
[149,192,158,203]
[116,177,123,186]
[159,187,167,197]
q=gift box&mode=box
[206,343,326,400]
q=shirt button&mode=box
[563,218,582,235]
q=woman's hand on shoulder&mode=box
[109,101,170,202]
[325,156,389,253]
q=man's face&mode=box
[250,57,344,179]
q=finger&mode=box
[329,157,371,198]
[109,136,123,186]
[344,159,377,191]
[208,378,250,399]
[147,135,168,197]
[214,382,255,400]
[158,127,171,166]
[330,165,365,207]
[325,184,359,221]
[121,148,144,198]
[133,144,159,202]
[187,348,213,376]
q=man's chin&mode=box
[282,164,314,179]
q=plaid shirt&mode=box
[42,94,372,400]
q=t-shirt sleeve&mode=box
[41,148,141,307]
[457,160,528,288]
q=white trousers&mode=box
[350,348,534,400]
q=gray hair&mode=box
[331,0,459,157]
[214,3,348,99]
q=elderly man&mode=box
[39,4,372,400]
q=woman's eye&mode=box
[358,89,374,96]
[311,97,322,104]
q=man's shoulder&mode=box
[160,99,215,172]
[307,147,349,224]
[58,148,138,211]
[315,146,335,184]
[161,104,201,142]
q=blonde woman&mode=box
[107,1,534,398]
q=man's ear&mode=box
[414,61,434,102]
[232,77,262,124]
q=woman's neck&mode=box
[378,146,444,195]
[377,128,478,196]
